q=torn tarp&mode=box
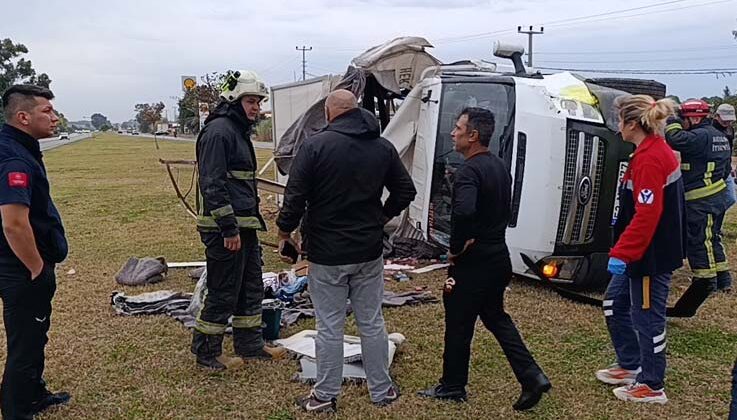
[274,36,440,175]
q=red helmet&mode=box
[680,99,711,118]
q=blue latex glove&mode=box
[607,257,626,275]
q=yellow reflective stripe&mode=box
[642,276,651,310]
[685,179,726,201]
[693,268,717,277]
[227,170,256,180]
[706,213,716,272]
[196,215,264,230]
[666,123,682,133]
[680,163,691,171]
[704,162,715,186]
[211,204,234,218]
[195,318,227,335]
[716,261,730,272]
[232,314,262,329]
[194,287,221,335]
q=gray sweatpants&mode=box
[309,257,392,403]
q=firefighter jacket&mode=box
[665,119,731,201]
[196,101,266,237]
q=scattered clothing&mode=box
[189,266,206,280]
[111,290,192,317]
[115,257,168,286]
[388,237,445,260]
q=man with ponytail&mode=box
[595,95,685,404]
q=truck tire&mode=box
[585,78,666,100]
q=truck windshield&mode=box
[428,82,515,246]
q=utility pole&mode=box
[517,26,544,67]
[296,45,313,81]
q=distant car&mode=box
[117,130,124,134]
[59,132,70,140]
[154,130,168,136]
[132,131,140,135]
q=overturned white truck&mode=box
[272,37,666,290]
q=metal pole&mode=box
[295,46,313,81]
[517,26,544,67]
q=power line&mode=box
[434,0,727,45]
[541,0,731,30]
[536,45,737,55]
[537,66,737,75]
[537,54,737,64]
[541,0,689,26]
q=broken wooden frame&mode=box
[158,158,285,249]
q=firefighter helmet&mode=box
[219,70,269,103]
[680,99,711,118]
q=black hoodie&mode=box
[276,108,416,265]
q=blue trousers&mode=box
[604,273,671,390]
[730,358,737,419]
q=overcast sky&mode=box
[4,0,737,122]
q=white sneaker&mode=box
[595,363,641,385]
[613,383,668,404]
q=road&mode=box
[39,133,92,152]
[120,132,274,149]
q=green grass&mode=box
[7,133,733,419]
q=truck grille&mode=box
[556,130,605,245]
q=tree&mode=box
[100,123,112,132]
[178,72,225,134]
[725,86,732,99]
[0,38,52,124]
[90,113,111,130]
[253,117,272,142]
[56,112,70,133]
[134,102,165,133]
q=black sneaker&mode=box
[296,390,337,413]
[417,384,467,402]
[31,391,71,414]
[374,383,401,407]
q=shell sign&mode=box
[181,76,197,93]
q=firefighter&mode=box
[665,99,732,314]
[595,95,685,404]
[192,70,286,370]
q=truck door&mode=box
[427,80,515,246]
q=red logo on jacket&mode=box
[8,172,28,188]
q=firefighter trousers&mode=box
[195,229,264,356]
[0,261,56,420]
[441,253,543,389]
[686,195,729,281]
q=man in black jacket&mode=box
[192,70,286,370]
[418,107,551,411]
[276,90,416,413]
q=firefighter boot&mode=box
[233,327,288,360]
[666,277,716,318]
[717,270,733,292]
[191,331,243,370]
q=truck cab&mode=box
[383,61,633,289]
